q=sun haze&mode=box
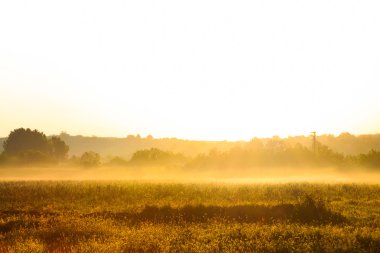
[1,0,380,140]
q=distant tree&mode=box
[130,148,186,166]
[126,135,135,140]
[359,149,380,168]
[79,151,100,167]
[248,138,264,150]
[131,148,170,162]
[316,143,345,165]
[2,128,69,164]
[337,132,355,141]
[59,131,70,139]
[266,136,286,152]
[3,128,51,156]
[107,156,128,166]
[50,136,69,161]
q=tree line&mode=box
[1,128,380,169]
[0,128,100,167]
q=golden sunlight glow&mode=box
[1,0,380,140]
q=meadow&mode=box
[0,181,379,252]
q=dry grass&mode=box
[0,181,379,252]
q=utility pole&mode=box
[311,131,316,155]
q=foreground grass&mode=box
[0,181,379,252]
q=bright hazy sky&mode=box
[1,0,379,140]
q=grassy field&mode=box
[0,181,379,252]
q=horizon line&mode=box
[1,129,380,142]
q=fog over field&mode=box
[0,165,379,184]
[1,0,380,251]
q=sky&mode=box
[0,0,380,141]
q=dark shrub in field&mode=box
[90,195,345,224]
[294,194,346,224]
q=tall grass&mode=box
[0,182,379,252]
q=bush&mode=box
[130,148,186,167]
[106,156,128,167]
[79,151,100,168]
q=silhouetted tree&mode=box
[316,143,345,165]
[50,136,69,161]
[3,128,51,156]
[80,151,100,167]
[1,128,69,164]
[131,148,171,162]
[130,148,186,166]
[359,149,380,168]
